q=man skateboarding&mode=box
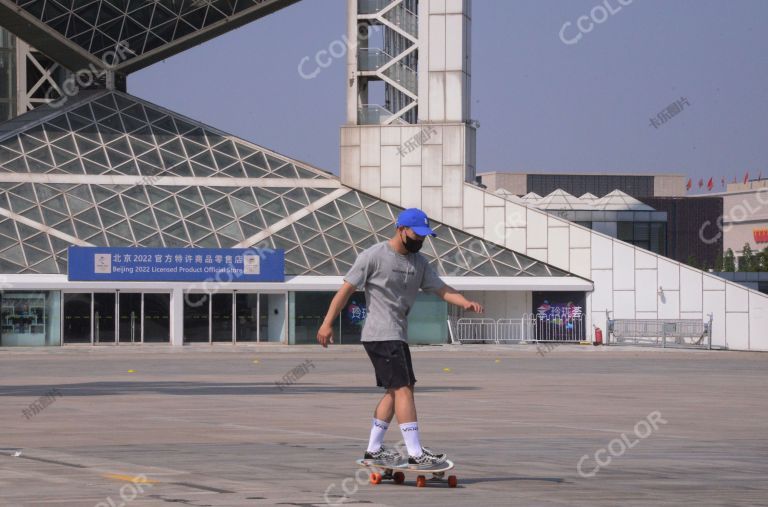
[316,208,484,468]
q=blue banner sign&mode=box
[68,247,284,282]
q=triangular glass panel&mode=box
[59,159,85,174]
[0,244,26,265]
[177,187,203,205]
[217,222,242,240]
[242,161,268,178]
[161,233,187,248]
[185,221,211,243]
[282,188,308,205]
[128,136,155,157]
[74,219,100,238]
[336,200,362,219]
[195,234,219,248]
[186,209,211,228]
[105,220,133,241]
[240,210,265,229]
[244,151,268,170]
[140,233,164,248]
[190,161,215,177]
[164,222,189,242]
[132,209,157,228]
[175,196,201,216]
[208,210,232,229]
[273,164,298,179]
[129,220,155,241]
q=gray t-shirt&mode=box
[344,241,446,342]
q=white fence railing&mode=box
[454,314,585,344]
[606,311,713,349]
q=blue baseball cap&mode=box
[396,208,437,237]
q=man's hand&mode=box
[316,322,335,348]
[464,301,484,313]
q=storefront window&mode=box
[406,294,448,344]
[1,291,61,346]
[291,292,335,345]
[289,292,448,345]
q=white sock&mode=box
[367,419,390,453]
[399,422,422,457]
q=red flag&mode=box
[744,171,749,184]
[698,178,704,188]
[707,177,713,191]
[686,178,692,191]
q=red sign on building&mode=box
[754,228,768,243]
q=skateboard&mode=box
[356,458,457,488]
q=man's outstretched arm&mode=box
[317,281,358,347]
[435,285,484,314]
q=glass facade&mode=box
[617,222,667,255]
[528,174,655,198]
[61,291,170,344]
[0,28,16,122]
[8,1,294,65]
[0,89,571,347]
[289,291,448,345]
[0,290,60,346]
[182,292,284,344]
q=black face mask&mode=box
[401,232,424,253]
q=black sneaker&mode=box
[363,446,403,466]
[407,447,447,468]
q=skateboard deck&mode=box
[356,458,457,487]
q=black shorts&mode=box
[363,340,417,389]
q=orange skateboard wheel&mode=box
[416,475,426,487]
[370,472,382,484]
[448,475,458,488]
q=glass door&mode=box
[118,293,142,343]
[211,293,233,342]
[63,293,92,344]
[93,293,116,344]
[143,293,170,343]
[183,293,209,343]
[235,293,259,342]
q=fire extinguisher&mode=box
[594,326,603,346]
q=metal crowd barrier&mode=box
[454,318,498,344]
[606,312,712,349]
[454,315,584,344]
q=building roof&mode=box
[534,188,594,211]
[478,171,687,177]
[0,0,300,74]
[494,188,523,202]
[591,190,655,211]
[0,90,571,278]
[496,188,657,212]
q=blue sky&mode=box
[129,0,768,194]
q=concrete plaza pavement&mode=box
[1,344,767,506]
